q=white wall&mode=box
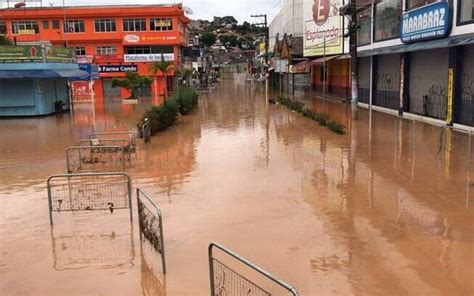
[269,0,304,50]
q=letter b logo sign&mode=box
[313,0,330,26]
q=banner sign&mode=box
[78,63,100,80]
[0,45,42,63]
[77,55,93,63]
[98,65,138,73]
[46,46,75,63]
[401,2,451,43]
[304,0,343,57]
[124,53,174,63]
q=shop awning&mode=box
[0,69,89,79]
[292,59,310,67]
[307,55,341,65]
[358,33,474,57]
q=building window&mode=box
[96,46,117,55]
[123,18,146,32]
[42,20,49,30]
[374,0,402,41]
[11,21,39,34]
[0,21,6,34]
[125,46,173,54]
[150,18,173,31]
[95,19,116,33]
[64,20,85,33]
[407,0,438,10]
[458,0,474,24]
[357,7,371,45]
[52,20,60,30]
[75,47,86,55]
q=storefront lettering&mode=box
[98,65,138,73]
[305,26,340,41]
[401,2,450,43]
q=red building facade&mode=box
[1,4,189,100]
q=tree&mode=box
[150,54,175,103]
[200,32,216,48]
[111,72,152,100]
[0,36,12,45]
[221,16,238,25]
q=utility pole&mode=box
[340,0,359,119]
[250,14,269,69]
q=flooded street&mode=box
[1,76,473,295]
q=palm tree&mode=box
[150,53,175,104]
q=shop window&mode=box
[320,66,328,82]
[95,19,116,33]
[123,18,146,32]
[150,18,173,31]
[357,7,371,45]
[64,20,85,33]
[374,0,402,41]
[96,46,117,55]
[42,20,49,30]
[458,0,474,24]
[11,21,39,34]
[407,0,438,10]
[0,21,6,34]
[52,20,60,30]
[75,47,86,56]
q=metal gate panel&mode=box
[208,243,299,296]
[102,78,120,99]
[66,146,126,173]
[375,54,400,110]
[458,45,474,126]
[89,132,137,153]
[409,48,449,119]
[47,172,132,224]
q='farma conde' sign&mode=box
[400,2,451,43]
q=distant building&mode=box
[1,4,190,100]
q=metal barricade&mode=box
[208,243,299,296]
[78,138,134,161]
[66,146,125,173]
[47,172,133,224]
[89,132,137,153]
[137,188,166,273]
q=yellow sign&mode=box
[303,0,344,57]
[18,29,36,35]
[446,68,454,125]
[154,19,171,28]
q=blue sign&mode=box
[400,2,451,43]
[78,63,100,80]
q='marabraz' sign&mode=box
[401,2,451,43]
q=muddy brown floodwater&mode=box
[1,76,473,295]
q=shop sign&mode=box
[0,45,42,63]
[303,0,344,57]
[124,34,140,43]
[78,63,100,79]
[98,65,138,73]
[94,54,124,63]
[76,55,93,63]
[290,65,309,74]
[401,2,451,43]
[18,29,36,35]
[46,46,75,63]
[123,53,174,63]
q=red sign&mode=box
[313,0,330,26]
[94,54,124,64]
[72,81,91,98]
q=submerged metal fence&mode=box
[89,132,137,153]
[137,188,166,273]
[208,243,299,296]
[51,231,135,271]
[66,146,125,173]
[47,172,133,224]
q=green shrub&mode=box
[327,119,346,134]
[174,87,199,115]
[138,99,179,136]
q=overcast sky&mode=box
[3,0,285,23]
